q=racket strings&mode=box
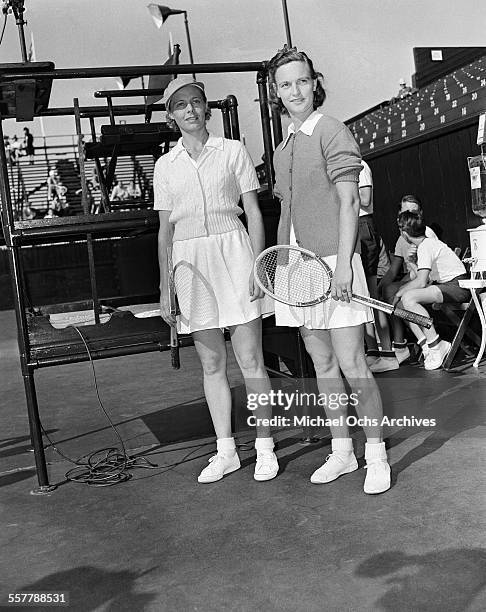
[255,249,332,306]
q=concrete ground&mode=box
[1,308,485,612]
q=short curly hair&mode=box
[267,46,326,116]
[397,211,426,237]
[166,86,212,131]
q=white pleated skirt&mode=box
[274,227,374,330]
[172,229,274,334]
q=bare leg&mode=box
[383,281,407,343]
[330,324,383,441]
[192,328,232,439]
[367,275,393,351]
[230,318,279,481]
[300,327,349,438]
[400,286,443,343]
[229,317,272,438]
[304,323,389,492]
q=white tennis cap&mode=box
[162,76,206,107]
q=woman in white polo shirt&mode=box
[154,76,278,484]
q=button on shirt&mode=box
[153,134,260,242]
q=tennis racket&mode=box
[254,245,433,328]
[167,247,180,369]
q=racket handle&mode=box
[171,347,180,369]
[393,307,433,329]
[170,327,180,370]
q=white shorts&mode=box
[274,227,374,330]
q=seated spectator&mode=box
[89,168,101,191]
[22,203,36,220]
[126,181,141,199]
[110,179,129,201]
[10,135,22,164]
[57,182,68,205]
[393,211,470,370]
[47,169,60,201]
[371,195,438,372]
[44,207,58,219]
[396,78,413,99]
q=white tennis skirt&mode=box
[274,227,374,330]
[172,229,274,334]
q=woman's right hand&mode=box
[160,293,177,327]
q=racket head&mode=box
[254,245,333,307]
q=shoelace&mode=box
[324,452,349,465]
[255,451,276,471]
[207,454,231,468]
[364,459,388,470]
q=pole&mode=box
[281,0,292,47]
[10,0,28,61]
[183,12,196,79]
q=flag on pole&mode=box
[145,42,181,106]
[27,31,35,62]
[147,4,185,29]
[27,32,46,137]
[116,76,133,89]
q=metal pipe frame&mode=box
[0,62,267,82]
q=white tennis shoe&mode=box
[369,356,400,372]
[310,452,358,484]
[394,345,411,364]
[424,340,451,370]
[254,451,279,481]
[198,453,241,483]
[364,460,391,494]
[364,442,391,494]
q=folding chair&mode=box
[431,247,485,370]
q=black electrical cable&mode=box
[38,323,159,486]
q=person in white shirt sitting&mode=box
[126,181,141,199]
[110,180,129,201]
[372,195,438,372]
[392,211,469,370]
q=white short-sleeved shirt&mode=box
[395,225,437,273]
[153,134,259,242]
[358,160,373,216]
[417,237,466,283]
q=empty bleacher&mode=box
[347,54,486,155]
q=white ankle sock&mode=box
[365,441,387,461]
[216,437,237,456]
[331,438,353,454]
[255,437,275,453]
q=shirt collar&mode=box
[169,133,223,162]
[281,111,323,148]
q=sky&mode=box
[1,0,486,161]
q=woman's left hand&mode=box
[249,269,264,301]
[331,262,353,302]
